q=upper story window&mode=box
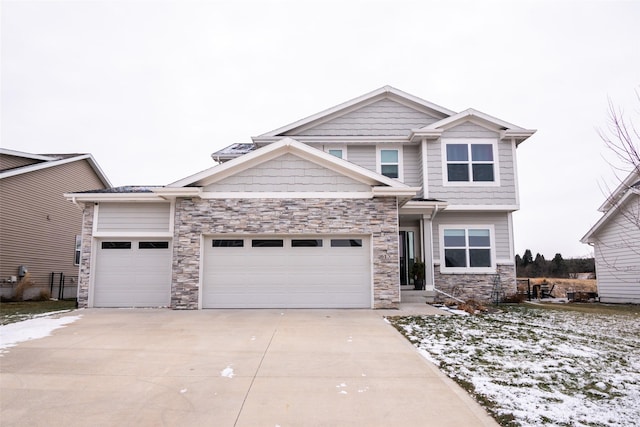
[328,149,343,159]
[377,146,403,180]
[326,146,347,160]
[443,139,498,186]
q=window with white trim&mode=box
[377,146,403,180]
[440,226,495,272]
[444,141,497,184]
[74,235,81,265]
[325,145,346,160]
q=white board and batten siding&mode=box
[92,202,173,307]
[592,197,640,304]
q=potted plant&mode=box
[412,260,426,290]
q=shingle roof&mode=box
[79,185,159,194]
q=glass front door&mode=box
[399,230,415,286]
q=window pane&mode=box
[101,242,131,249]
[213,239,244,247]
[252,239,283,247]
[292,239,323,247]
[444,229,466,247]
[472,164,494,181]
[139,241,169,249]
[380,149,398,163]
[468,229,490,247]
[328,149,343,159]
[471,144,493,161]
[446,144,468,161]
[445,249,466,267]
[381,164,399,178]
[331,239,363,247]
[470,249,491,267]
[447,164,469,181]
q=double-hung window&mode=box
[441,226,494,272]
[444,140,497,185]
[377,147,403,180]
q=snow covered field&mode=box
[390,305,640,427]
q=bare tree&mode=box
[591,90,640,280]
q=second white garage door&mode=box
[202,236,371,308]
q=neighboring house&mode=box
[65,86,535,309]
[581,170,640,303]
[0,149,111,299]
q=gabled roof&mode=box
[409,108,536,145]
[171,137,415,192]
[0,148,112,187]
[597,169,640,213]
[252,85,456,143]
[581,187,640,244]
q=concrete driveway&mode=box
[1,308,497,426]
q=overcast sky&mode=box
[2,0,639,259]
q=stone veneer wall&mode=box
[77,203,95,308]
[172,197,399,309]
[433,263,516,302]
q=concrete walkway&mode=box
[1,308,497,427]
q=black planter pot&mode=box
[414,279,425,290]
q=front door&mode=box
[399,230,415,286]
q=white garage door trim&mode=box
[92,239,172,308]
[201,235,372,308]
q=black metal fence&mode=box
[49,272,78,300]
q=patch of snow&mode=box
[390,306,640,427]
[0,313,81,354]
[180,388,188,394]
[220,365,235,378]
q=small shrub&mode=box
[14,272,35,301]
[458,299,488,314]
[37,288,51,301]
[502,293,525,303]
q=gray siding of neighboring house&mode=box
[0,154,42,171]
[432,211,512,261]
[97,203,171,232]
[206,153,371,192]
[288,99,440,136]
[592,196,640,303]
[426,122,517,205]
[0,159,107,298]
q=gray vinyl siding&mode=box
[592,196,640,303]
[432,211,512,261]
[0,159,108,296]
[206,153,371,192]
[426,123,517,205]
[345,145,376,173]
[403,144,421,189]
[97,203,171,232]
[0,154,42,171]
[289,99,440,136]
[441,122,500,139]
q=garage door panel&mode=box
[203,236,371,308]
[94,240,171,307]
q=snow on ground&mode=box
[390,305,640,427]
[0,312,82,354]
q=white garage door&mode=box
[93,240,172,307]
[202,236,371,308]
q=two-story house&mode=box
[65,86,535,309]
[1,148,111,300]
